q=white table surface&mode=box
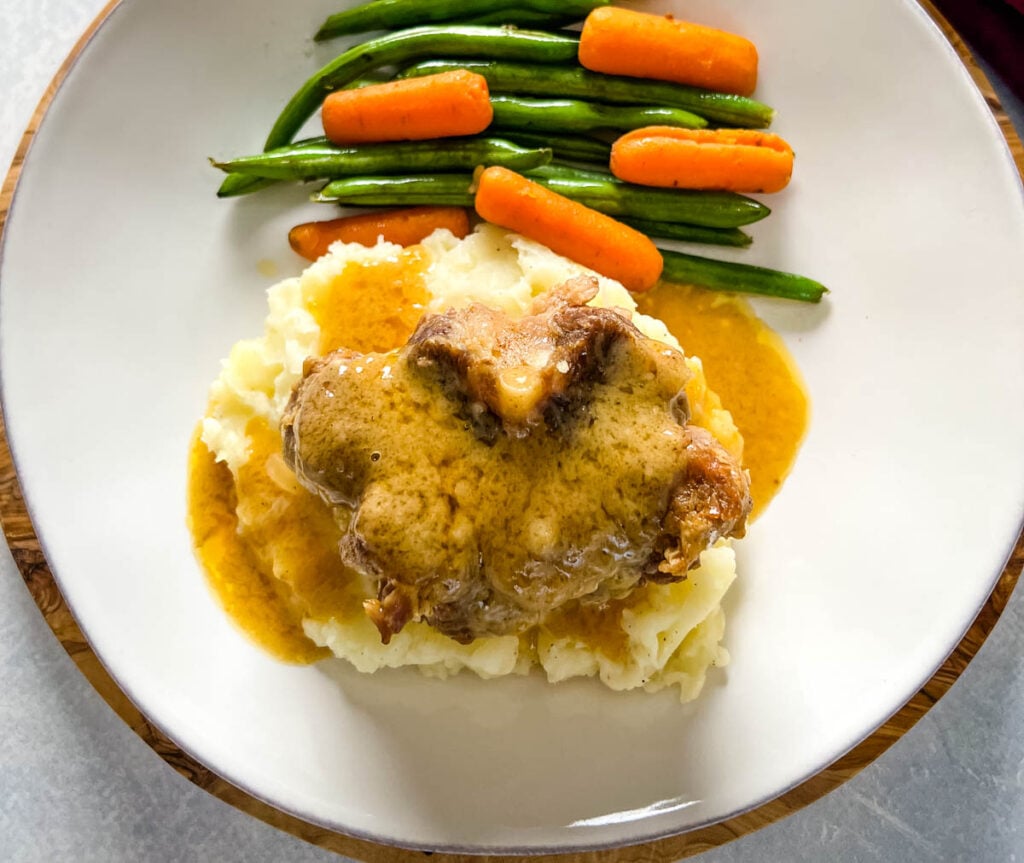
[2,1,1023,860]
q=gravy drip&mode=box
[637,283,808,520]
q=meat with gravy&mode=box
[281,277,751,644]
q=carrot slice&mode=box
[578,7,758,96]
[611,126,794,193]
[321,69,493,145]
[288,206,470,260]
[474,166,663,293]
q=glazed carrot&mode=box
[288,206,470,260]
[611,126,794,193]
[578,7,758,97]
[474,166,663,292]
[321,69,493,145]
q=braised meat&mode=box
[281,278,751,644]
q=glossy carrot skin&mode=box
[288,206,470,260]
[475,166,663,293]
[579,7,759,97]
[611,127,794,193]
[321,70,493,145]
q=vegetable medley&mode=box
[213,0,827,303]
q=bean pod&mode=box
[214,137,553,182]
[398,59,775,128]
[315,0,608,40]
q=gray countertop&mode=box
[2,1,1023,860]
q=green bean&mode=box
[463,9,584,28]
[659,249,828,303]
[527,164,769,228]
[315,166,768,229]
[217,174,277,198]
[215,137,331,197]
[398,60,775,128]
[213,137,552,181]
[315,0,605,41]
[620,218,752,248]
[264,27,578,152]
[491,95,707,134]
[497,131,611,165]
[342,73,394,89]
[314,174,476,206]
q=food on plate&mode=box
[488,94,707,133]
[495,129,613,164]
[211,2,828,301]
[193,2,818,701]
[313,163,770,226]
[659,249,826,303]
[321,70,494,144]
[263,26,580,153]
[617,216,752,248]
[313,0,610,42]
[190,225,807,700]
[610,127,795,194]
[288,206,470,261]
[474,165,663,291]
[281,275,750,643]
[212,137,553,184]
[505,164,770,228]
[578,6,759,96]
[634,282,808,519]
[394,60,775,128]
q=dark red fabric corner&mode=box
[929,0,1024,101]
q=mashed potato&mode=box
[200,224,742,701]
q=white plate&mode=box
[2,0,1022,853]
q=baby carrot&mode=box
[288,206,470,260]
[578,7,758,97]
[321,69,493,145]
[474,166,663,293]
[611,126,794,193]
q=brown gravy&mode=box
[637,283,808,520]
[187,250,430,662]
[188,262,807,662]
[187,428,328,663]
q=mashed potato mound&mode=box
[201,225,743,701]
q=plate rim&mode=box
[0,0,1022,858]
